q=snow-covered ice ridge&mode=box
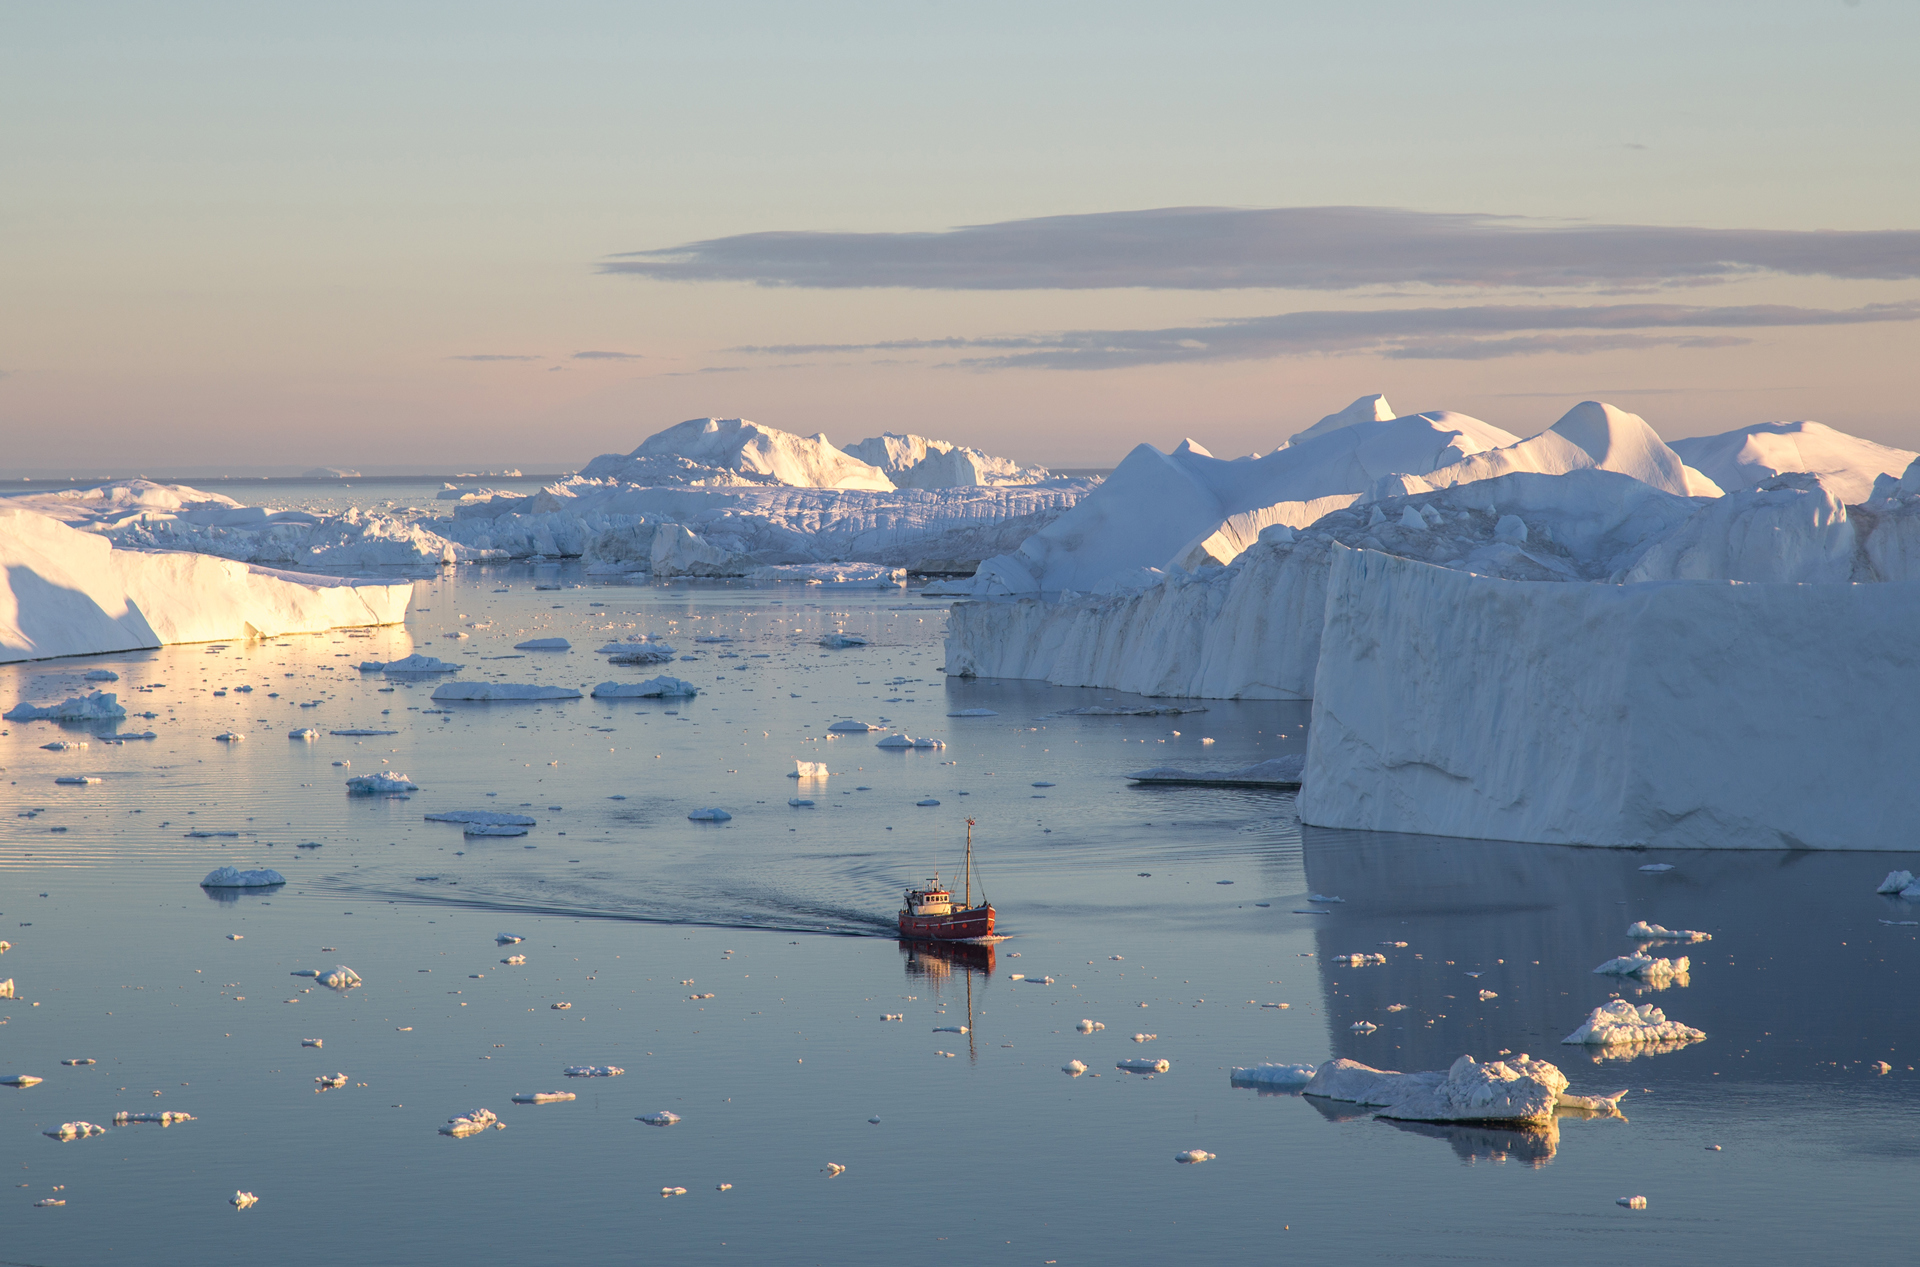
[2,418,1087,575]
[1,507,411,665]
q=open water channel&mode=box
[3,558,1916,1264]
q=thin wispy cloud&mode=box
[732,300,1920,369]
[571,350,644,360]
[449,353,542,362]
[605,206,1920,292]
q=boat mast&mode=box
[964,818,974,907]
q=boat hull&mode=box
[897,905,994,941]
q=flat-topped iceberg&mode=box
[1,507,410,664]
[1126,754,1304,787]
[591,677,697,698]
[200,867,286,888]
[431,682,582,701]
[346,772,418,794]
[1303,1055,1571,1125]
[1228,1063,1317,1089]
[514,638,571,651]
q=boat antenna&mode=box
[964,819,974,907]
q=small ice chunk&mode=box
[1618,1196,1648,1209]
[513,1091,576,1104]
[1562,1000,1706,1047]
[315,1073,349,1089]
[231,1191,259,1209]
[1626,921,1710,942]
[214,731,245,742]
[563,1065,624,1077]
[1303,1054,1571,1124]
[380,653,462,673]
[85,669,119,681]
[788,798,815,807]
[792,760,830,778]
[1873,1060,1893,1075]
[1310,894,1344,903]
[1877,870,1916,895]
[1228,1063,1315,1088]
[1494,514,1528,543]
[1592,954,1690,982]
[42,740,87,750]
[1031,781,1055,788]
[496,933,525,944]
[514,638,571,651]
[1638,863,1675,873]
[45,1121,108,1140]
[915,798,940,806]
[288,728,319,740]
[1174,1149,1216,1164]
[1337,953,1386,967]
[1351,1022,1378,1033]
[687,808,732,821]
[1117,1058,1170,1073]
[61,1057,96,1065]
[345,772,419,794]
[200,867,285,888]
[819,634,868,648]
[824,1163,847,1176]
[6,690,127,722]
[1478,989,1499,1001]
[503,954,526,964]
[440,1108,503,1137]
[113,1110,195,1125]
[932,1025,968,1034]
[827,720,882,732]
[316,966,362,989]
[551,1001,571,1009]
[882,1013,903,1021]
[54,776,102,785]
[1075,1019,1105,1033]
[636,1110,681,1126]
[302,1038,323,1047]
[1262,1002,1291,1010]
[2,1074,44,1087]
[1063,1060,1088,1075]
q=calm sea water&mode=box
[3,560,1916,1265]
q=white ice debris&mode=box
[288,727,319,740]
[231,1191,259,1209]
[562,1065,625,1079]
[302,1038,323,1047]
[200,867,286,888]
[1337,953,1387,967]
[591,676,697,698]
[933,1026,968,1034]
[316,966,362,989]
[2,1073,44,1086]
[876,734,944,749]
[213,731,244,742]
[1063,1060,1088,1075]
[1877,870,1919,897]
[430,682,581,701]
[1303,1054,1570,1125]
[1228,1063,1316,1088]
[496,933,525,944]
[827,720,882,732]
[788,798,814,807]
[513,1092,576,1104]
[1124,754,1305,787]
[45,1121,108,1139]
[915,798,940,806]
[687,808,732,821]
[1117,1058,1170,1073]
[1075,1019,1105,1033]
[315,1073,349,1089]
[346,772,418,794]
[747,562,906,587]
[502,955,525,964]
[440,1108,503,1137]
[1619,1195,1648,1209]
[514,638,571,650]
[54,776,102,785]
[114,1111,195,1125]
[1562,1000,1706,1047]
[84,669,118,680]
[824,1163,846,1176]
[42,740,86,750]
[819,633,869,648]
[1626,922,1711,942]
[0,504,411,664]
[5,690,127,721]
[1593,954,1690,982]
[464,823,528,837]
[636,1110,681,1126]
[792,760,830,778]
[1639,863,1675,873]
[376,653,461,673]
[426,810,537,827]
[605,645,676,665]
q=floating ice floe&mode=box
[591,676,697,698]
[465,823,528,836]
[1593,954,1690,983]
[5,690,127,722]
[608,646,678,668]
[1228,1063,1316,1089]
[1562,1000,1705,1047]
[687,807,732,822]
[185,830,239,838]
[1479,989,1499,1000]
[1619,1196,1648,1209]
[502,954,525,964]
[231,1191,259,1209]
[1132,1033,1157,1043]
[1626,922,1711,943]
[791,760,829,778]
[819,633,868,648]
[513,1092,576,1104]
[1337,953,1387,967]
[1303,1054,1573,1125]
[1309,894,1344,904]
[54,776,101,786]
[824,1163,847,1176]
[827,720,882,732]
[114,1111,195,1125]
[44,1121,107,1140]
[551,1002,571,1010]
[1351,1022,1379,1033]
[915,798,940,806]
[330,728,398,737]
[430,682,581,701]
[288,728,319,740]
[514,638,571,651]
[1063,1060,1088,1075]
[1125,754,1305,788]
[61,1058,96,1065]
[375,654,461,673]
[563,1066,624,1078]
[213,731,244,742]
[876,734,944,749]
[1638,863,1675,873]
[946,708,998,717]
[496,933,525,944]
[84,669,118,681]
[932,1025,968,1034]
[1877,870,1920,898]
[302,1038,323,1047]
[346,771,418,794]
[440,1108,503,1137]
[42,740,85,750]
[1174,1150,1216,1164]
[2,1073,44,1087]
[200,867,285,888]
[788,798,814,807]
[315,1073,349,1089]
[1075,1019,1105,1033]
[636,1111,681,1126]
[426,810,537,827]
[1117,1058,1171,1073]
[316,966,362,989]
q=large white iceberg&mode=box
[580,418,896,490]
[0,507,411,664]
[1672,419,1916,503]
[1400,402,1721,500]
[4,690,127,722]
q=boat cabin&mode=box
[905,877,954,916]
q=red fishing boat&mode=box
[898,818,995,941]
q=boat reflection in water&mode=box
[899,937,996,979]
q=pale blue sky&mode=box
[4,1,1917,472]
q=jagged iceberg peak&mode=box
[580,418,896,491]
[1408,401,1721,499]
[1284,393,1397,447]
[966,403,1520,594]
[1671,419,1916,504]
[842,433,1050,488]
